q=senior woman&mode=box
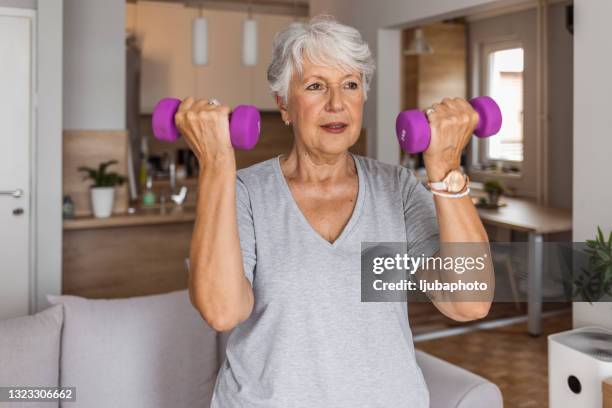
[179,15,492,408]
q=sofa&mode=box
[0,290,502,407]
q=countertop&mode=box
[63,204,196,230]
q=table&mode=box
[474,195,572,336]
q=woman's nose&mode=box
[325,87,345,112]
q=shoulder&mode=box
[353,154,420,192]
[353,154,402,179]
[236,157,278,189]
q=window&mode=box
[484,47,524,163]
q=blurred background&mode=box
[2,1,612,406]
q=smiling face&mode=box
[277,58,365,157]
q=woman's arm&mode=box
[174,97,254,332]
[427,195,493,321]
[419,97,494,322]
[189,160,254,332]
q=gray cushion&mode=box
[415,349,503,408]
[0,304,63,408]
[47,290,218,408]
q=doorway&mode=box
[0,7,36,319]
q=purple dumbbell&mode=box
[395,96,502,154]
[152,98,261,150]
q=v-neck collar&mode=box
[273,152,366,250]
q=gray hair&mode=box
[267,15,375,105]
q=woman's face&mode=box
[279,58,365,156]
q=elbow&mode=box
[192,299,242,332]
[204,313,240,332]
[188,287,246,332]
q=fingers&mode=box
[454,98,480,124]
[177,98,228,124]
[175,97,229,139]
[441,97,456,108]
[425,102,441,119]
[177,97,195,113]
[435,97,478,125]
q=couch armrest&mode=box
[415,349,503,408]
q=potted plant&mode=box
[573,227,612,303]
[78,160,126,218]
[484,179,505,206]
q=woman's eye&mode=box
[345,81,359,90]
[307,83,323,90]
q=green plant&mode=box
[78,160,126,188]
[484,180,505,195]
[574,226,612,303]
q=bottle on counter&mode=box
[62,195,75,219]
[142,175,156,206]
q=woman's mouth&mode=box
[321,122,348,133]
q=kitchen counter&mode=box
[62,203,197,299]
[63,204,197,230]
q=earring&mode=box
[284,120,290,126]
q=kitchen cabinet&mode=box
[128,2,295,113]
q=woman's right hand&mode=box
[174,97,235,166]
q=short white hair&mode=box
[267,15,375,105]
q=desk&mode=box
[475,195,572,336]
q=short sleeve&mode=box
[399,167,440,258]
[236,174,257,286]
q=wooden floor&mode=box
[414,308,573,408]
[408,301,569,336]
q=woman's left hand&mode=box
[422,97,480,182]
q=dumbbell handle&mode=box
[396,96,502,154]
[152,98,261,150]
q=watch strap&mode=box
[431,186,471,199]
[429,181,447,190]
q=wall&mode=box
[546,2,572,209]
[0,0,36,8]
[572,0,612,329]
[36,0,63,312]
[63,0,125,129]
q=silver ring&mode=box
[208,98,220,106]
[425,107,435,116]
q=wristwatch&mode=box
[428,169,469,193]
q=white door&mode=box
[0,8,35,320]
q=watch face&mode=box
[446,170,467,193]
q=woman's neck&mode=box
[279,145,357,185]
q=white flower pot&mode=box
[90,186,115,218]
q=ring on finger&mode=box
[425,107,435,116]
[207,98,221,106]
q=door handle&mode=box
[0,189,23,198]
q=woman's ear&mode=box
[275,94,289,123]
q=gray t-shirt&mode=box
[210,153,439,408]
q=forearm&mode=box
[434,195,488,243]
[188,158,254,331]
[424,195,493,320]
